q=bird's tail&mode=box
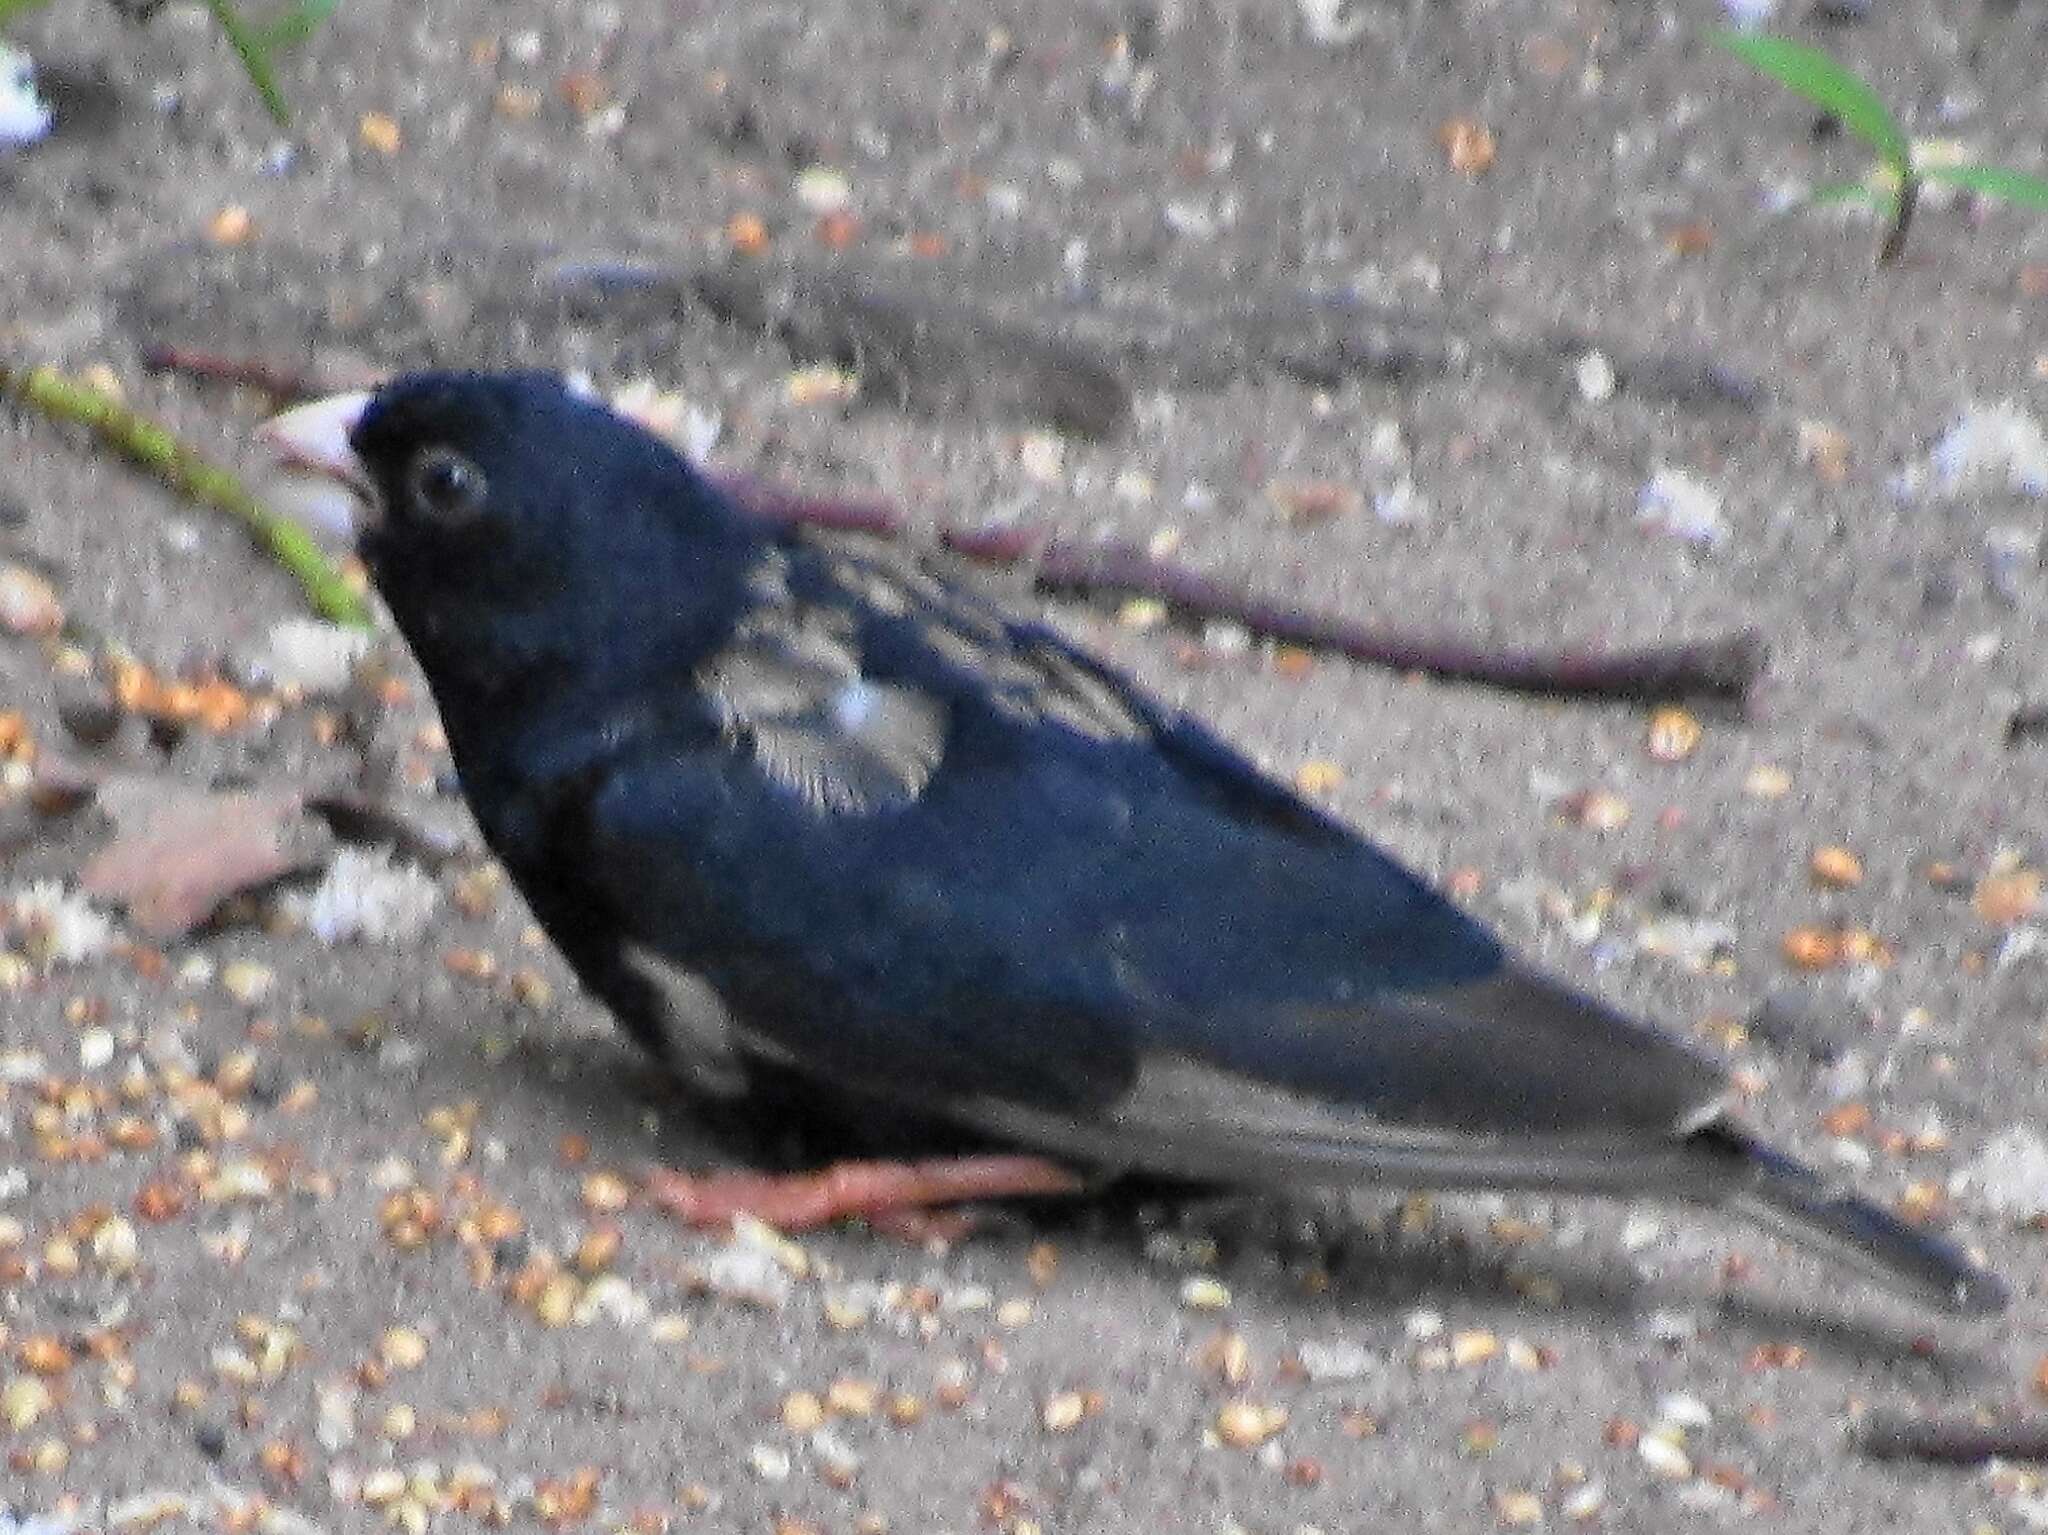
[1690,1121,2006,1316]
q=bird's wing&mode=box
[548,529,1735,1184]
[785,534,1359,844]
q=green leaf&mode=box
[0,0,56,24]
[1922,162,2048,210]
[256,0,338,54]
[1713,29,1911,173]
[203,0,293,126]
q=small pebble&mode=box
[1575,351,1616,402]
[220,961,274,1004]
[1656,1393,1713,1430]
[1295,1339,1377,1383]
[1180,1276,1231,1310]
[1638,1432,1692,1479]
[1637,468,1726,547]
[0,562,63,636]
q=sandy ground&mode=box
[4,0,2048,1530]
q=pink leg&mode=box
[644,1153,1085,1232]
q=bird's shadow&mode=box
[501,1031,1992,1384]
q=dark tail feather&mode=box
[1693,1122,2007,1316]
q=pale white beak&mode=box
[256,391,377,547]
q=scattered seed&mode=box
[581,1170,632,1213]
[1041,1390,1087,1433]
[1656,1393,1713,1431]
[782,1391,825,1432]
[534,1274,581,1328]
[1026,1243,1058,1286]
[1495,1490,1543,1528]
[1267,478,1361,526]
[219,961,273,1005]
[1810,846,1864,888]
[357,112,401,154]
[1638,1432,1692,1479]
[4,1375,53,1429]
[92,1215,139,1274]
[378,1327,428,1372]
[1798,421,1851,481]
[1744,765,1792,799]
[1562,1481,1606,1521]
[1645,708,1702,763]
[1781,928,1841,971]
[1898,1181,1946,1223]
[206,205,252,245]
[17,1335,68,1375]
[1214,1399,1287,1449]
[574,1223,622,1274]
[826,1378,878,1417]
[1439,116,1497,175]
[557,70,610,116]
[885,1392,924,1426]
[1559,789,1630,830]
[0,563,63,636]
[1451,1330,1500,1367]
[1820,1102,1872,1137]
[1292,762,1343,797]
[725,212,770,253]
[1974,870,2041,925]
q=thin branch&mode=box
[1,360,373,627]
[1857,1412,2048,1464]
[139,342,344,401]
[704,471,910,538]
[942,524,1766,704]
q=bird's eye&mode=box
[405,447,488,525]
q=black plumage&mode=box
[262,369,2004,1315]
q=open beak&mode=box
[256,391,378,547]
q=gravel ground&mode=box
[3,1,2048,1531]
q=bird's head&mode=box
[260,370,758,709]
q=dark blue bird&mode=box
[262,369,2003,1315]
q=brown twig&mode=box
[1857,1412,2048,1464]
[139,342,335,402]
[704,471,910,539]
[943,524,1766,705]
[139,343,1768,704]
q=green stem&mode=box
[1877,173,1920,266]
[1,361,373,628]
[202,0,294,126]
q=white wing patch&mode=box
[700,612,948,814]
[700,539,1157,811]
